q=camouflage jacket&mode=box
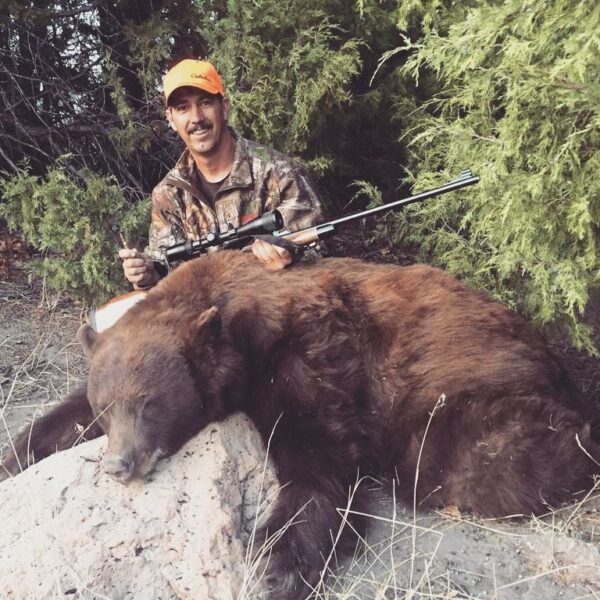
[146,128,325,268]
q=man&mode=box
[120,59,325,289]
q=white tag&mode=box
[90,291,147,333]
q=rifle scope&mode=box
[164,209,284,263]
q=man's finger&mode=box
[118,248,145,260]
[125,265,149,277]
[251,240,272,262]
[272,245,292,261]
[123,257,147,269]
[251,239,292,271]
[262,242,291,264]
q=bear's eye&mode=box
[142,399,161,421]
[92,407,109,432]
[93,400,109,416]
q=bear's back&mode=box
[145,252,576,421]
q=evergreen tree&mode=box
[383,0,600,350]
[0,0,405,300]
[4,0,596,352]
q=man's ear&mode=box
[78,324,99,357]
[165,107,177,131]
[221,97,230,122]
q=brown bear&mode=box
[1,251,599,599]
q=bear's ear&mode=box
[78,323,99,357]
[189,306,221,345]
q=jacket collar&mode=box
[224,128,253,189]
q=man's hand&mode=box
[251,239,293,271]
[118,248,160,289]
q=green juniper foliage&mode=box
[211,6,362,159]
[0,167,149,304]
[1,0,598,351]
[207,0,404,185]
[386,0,600,351]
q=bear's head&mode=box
[78,306,225,482]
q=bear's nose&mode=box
[102,454,134,482]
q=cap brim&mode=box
[165,83,223,104]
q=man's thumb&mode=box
[118,248,138,259]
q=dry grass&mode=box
[0,278,87,473]
[239,396,600,599]
[237,474,599,599]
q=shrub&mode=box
[0,166,150,304]
[383,0,600,352]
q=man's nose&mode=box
[189,103,206,122]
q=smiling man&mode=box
[120,59,325,289]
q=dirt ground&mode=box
[1,248,599,599]
[0,273,87,450]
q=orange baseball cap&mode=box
[163,59,225,104]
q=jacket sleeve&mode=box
[145,183,184,272]
[270,166,325,231]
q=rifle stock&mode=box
[281,224,333,246]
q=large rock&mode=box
[0,413,277,600]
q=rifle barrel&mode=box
[328,173,479,230]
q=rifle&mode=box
[91,170,479,332]
[164,169,480,264]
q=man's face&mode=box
[166,87,230,157]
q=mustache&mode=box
[187,122,213,134]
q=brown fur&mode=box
[2,251,599,599]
